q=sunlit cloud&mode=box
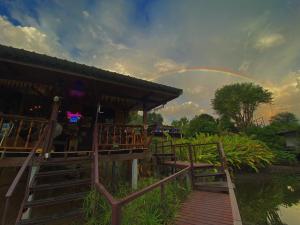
[0,16,68,58]
[255,33,285,51]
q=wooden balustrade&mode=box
[0,114,48,155]
[98,124,145,151]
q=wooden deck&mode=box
[175,191,234,225]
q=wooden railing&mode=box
[0,113,48,156]
[92,123,191,225]
[154,142,242,225]
[97,124,146,152]
[1,125,50,225]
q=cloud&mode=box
[254,33,285,50]
[1,0,300,122]
[154,59,185,73]
[0,16,68,58]
[158,101,205,123]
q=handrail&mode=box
[92,123,191,225]
[118,166,190,206]
[217,142,242,225]
[0,113,48,123]
[5,125,48,198]
[155,142,218,149]
[1,125,49,225]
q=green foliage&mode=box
[272,150,297,164]
[171,117,189,136]
[128,111,163,126]
[269,112,299,132]
[148,112,164,126]
[172,133,274,171]
[245,125,285,151]
[83,178,190,225]
[212,83,272,130]
[83,190,111,225]
[245,116,299,164]
[128,111,143,125]
[187,114,218,136]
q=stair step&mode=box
[17,209,83,225]
[193,172,225,177]
[25,192,88,207]
[36,168,86,178]
[38,156,91,166]
[30,179,91,191]
[194,181,229,193]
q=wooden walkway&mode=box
[175,191,234,225]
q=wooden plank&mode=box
[174,191,234,225]
[0,157,27,167]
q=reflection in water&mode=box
[235,172,300,225]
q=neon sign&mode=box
[67,111,82,123]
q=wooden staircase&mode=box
[192,162,229,193]
[16,157,91,225]
[153,143,232,194]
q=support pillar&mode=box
[143,104,148,145]
[22,166,39,220]
[132,159,138,190]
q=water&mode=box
[235,171,300,225]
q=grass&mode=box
[83,177,191,225]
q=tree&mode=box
[270,112,299,128]
[187,114,218,136]
[171,117,189,136]
[148,112,163,125]
[212,83,272,130]
[128,111,163,125]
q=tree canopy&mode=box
[187,114,218,136]
[171,117,189,136]
[212,83,272,130]
[128,111,163,125]
[270,112,299,128]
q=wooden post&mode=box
[132,159,138,190]
[143,104,148,146]
[44,96,60,155]
[188,144,194,186]
[111,204,122,225]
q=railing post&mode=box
[217,142,228,170]
[44,96,60,155]
[188,144,194,186]
[111,204,122,225]
[1,198,10,225]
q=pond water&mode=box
[235,171,300,225]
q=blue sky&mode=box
[0,0,300,123]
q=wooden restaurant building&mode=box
[0,45,181,224]
[0,44,182,158]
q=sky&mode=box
[0,0,300,124]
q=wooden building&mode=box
[0,45,183,225]
[0,44,182,160]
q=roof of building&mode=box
[277,129,300,136]
[0,45,182,110]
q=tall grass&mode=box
[83,177,191,225]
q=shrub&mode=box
[172,133,274,171]
[83,178,191,225]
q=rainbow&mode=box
[153,66,254,81]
